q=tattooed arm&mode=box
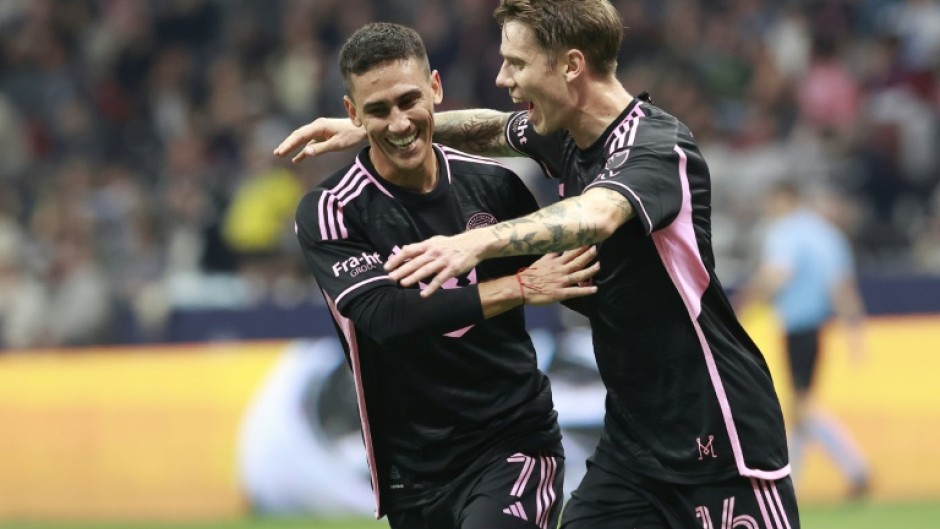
[273,109,516,162]
[385,187,634,296]
[433,110,517,157]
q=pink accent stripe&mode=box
[334,163,363,190]
[604,105,647,151]
[325,193,338,240]
[354,158,394,197]
[334,275,392,305]
[317,192,329,240]
[652,145,790,480]
[338,176,370,205]
[440,145,510,169]
[537,160,555,179]
[336,205,348,239]
[547,457,558,528]
[438,145,453,183]
[325,167,371,239]
[725,497,736,529]
[585,181,653,233]
[445,153,508,169]
[695,506,713,529]
[536,456,557,529]
[608,117,631,151]
[626,116,641,151]
[323,291,380,518]
[768,480,793,529]
[760,480,785,529]
[751,478,775,529]
[508,454,534,497]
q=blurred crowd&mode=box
[0,0,938,349]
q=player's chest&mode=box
[558,154,606,199]
[361,192,502,248]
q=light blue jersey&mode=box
[763,210,854,332]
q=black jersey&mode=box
[295,145,562,516]
[504,96,789,484]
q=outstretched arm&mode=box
[273,109,517,162]
[385,187,633,296]
[433,109,517,157]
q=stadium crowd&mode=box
[0,0,938,349]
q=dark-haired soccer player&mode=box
[279,2,800,528]
[294,22,601,529]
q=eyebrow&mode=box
[362,88,423,114]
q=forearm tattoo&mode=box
[491,200,607,256]
[433,110,516,157]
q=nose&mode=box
[388,107,410,134]
[495,61,512,89]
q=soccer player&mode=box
[738,181,871,498]
[294,22,601,529]
[278,2,800,528]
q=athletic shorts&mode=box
[561,461,799,529]
[785,328,821,392]
[387,452,564,529]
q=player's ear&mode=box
[430,70,443,105]
[343,95,362,127]
[564,49,586,81]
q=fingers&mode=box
[273,123,318,158]
[396,259,442,287]
[565,246,598,270]
[289,141,318,163]
[557,245,593,263]
[574,262,601,284]
[557,284,599,300]
[385,249,438,286]
[384,247,420,275]
[418,273,448,298]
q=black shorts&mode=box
[785,328,821,392]
[388,452,564,529]
[561,462,800,529]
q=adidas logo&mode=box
[502,501,528,521]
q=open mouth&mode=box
[387,132,418,150]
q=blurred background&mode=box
[0,0,939,528]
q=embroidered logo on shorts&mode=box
[466,212,497,230]
[697,435,717,460]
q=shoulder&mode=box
[438,145,521,183]
[296,162,384,243]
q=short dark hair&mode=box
[494,0,623,76]
[339,22,430,96]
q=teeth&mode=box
[388,133,417,147]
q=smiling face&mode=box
[344,58,443,182]
[495,20,573,135]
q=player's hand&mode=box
[385,234,481,297]
[517,246,600,306]
[273,118,366,163]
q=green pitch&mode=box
[2,502,938,529]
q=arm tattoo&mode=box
[490,200,606,256]
[433,110,517,157]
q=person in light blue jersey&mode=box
[742,181,871,499]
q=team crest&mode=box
[466,212,497,230]
[605,149,630,172]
